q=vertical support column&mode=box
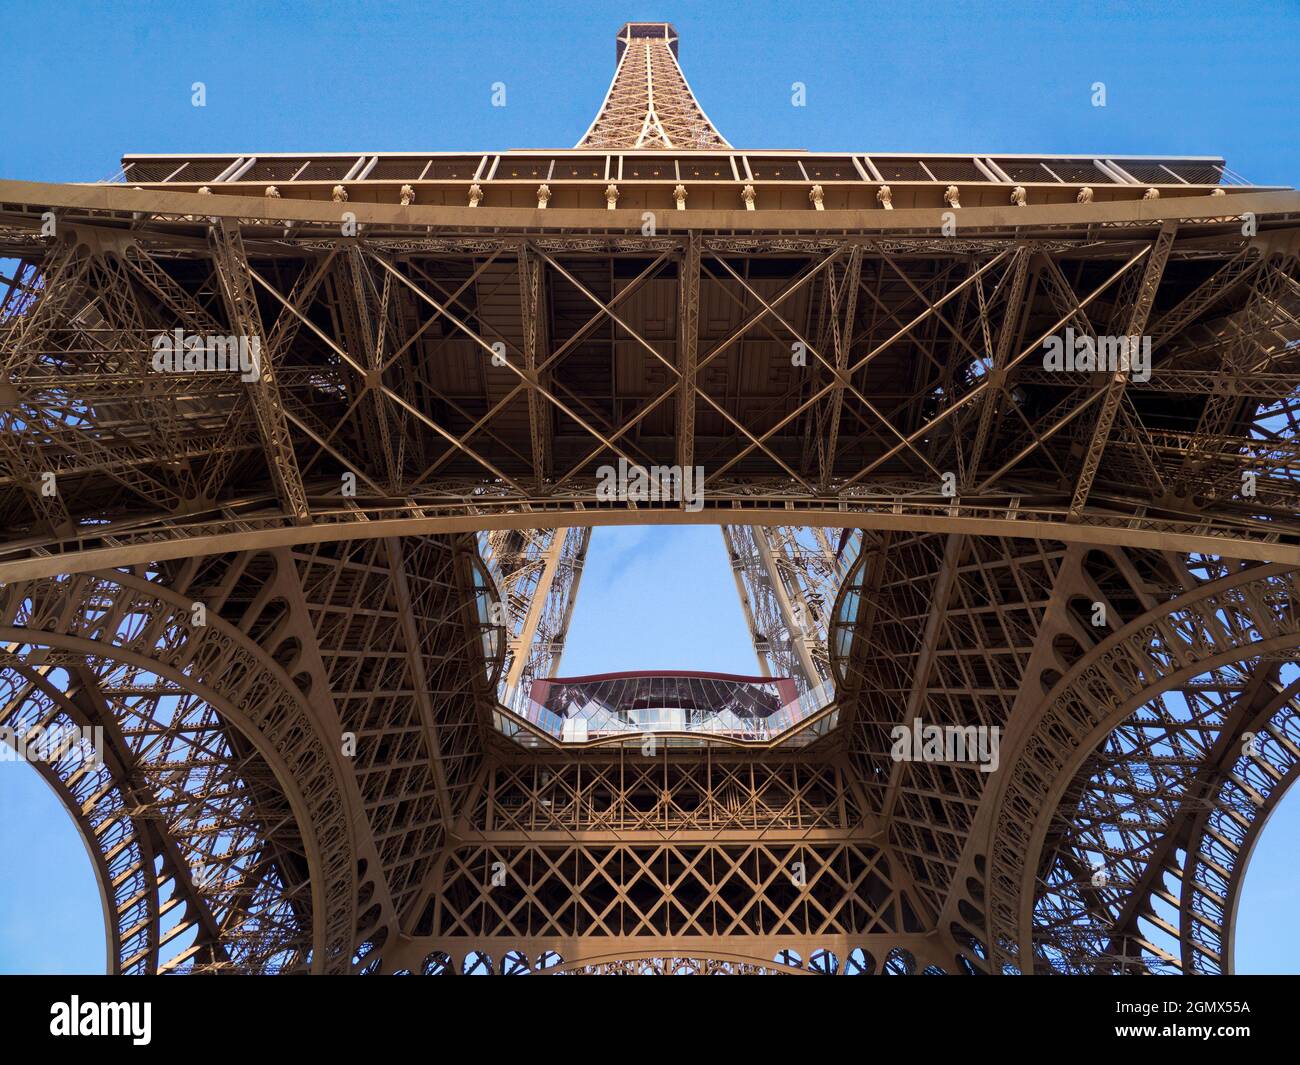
[208,219,310,522]
[753,528,823,688]
[341,247,402,491]
[1069,222,1176,517]
[677,232,701,473]
[505,530,567,690]
[819,243,863,489]
[967,244,1031,487]
[545,528,590,674]
[723,525,775,678]
[519,245,552,489]
[723,525,842,691]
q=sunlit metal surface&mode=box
[1,19,1297,976]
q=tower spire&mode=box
[576,22,731,150]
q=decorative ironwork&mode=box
[1,21,1297,975]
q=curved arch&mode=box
[1,660,163,973]
[984,562,1300,973]
[2,679,124,974]
[0,568,359,972]
[4,506,1300,590]
[1026,666,1300,974]
[1190,678,1300,972]
[0,630,333,971]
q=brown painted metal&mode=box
[1,22,1298,976]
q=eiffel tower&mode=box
[2,20,1299,976]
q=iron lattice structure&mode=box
[478,526,590,689]
[724,524,861,692]
[2,21,1300,975]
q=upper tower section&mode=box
[576,22,731,151]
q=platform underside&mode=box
[2,180,1299,974]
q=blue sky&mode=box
[561,528,756,675]
[1,0,1297,974]
[2,0,1298,185]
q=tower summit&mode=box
[577,22,731,149]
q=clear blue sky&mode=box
[1,0,1298,184]
[1,0,1296,975]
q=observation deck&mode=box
[494,670,838,749]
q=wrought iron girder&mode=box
[207,220,310,522]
